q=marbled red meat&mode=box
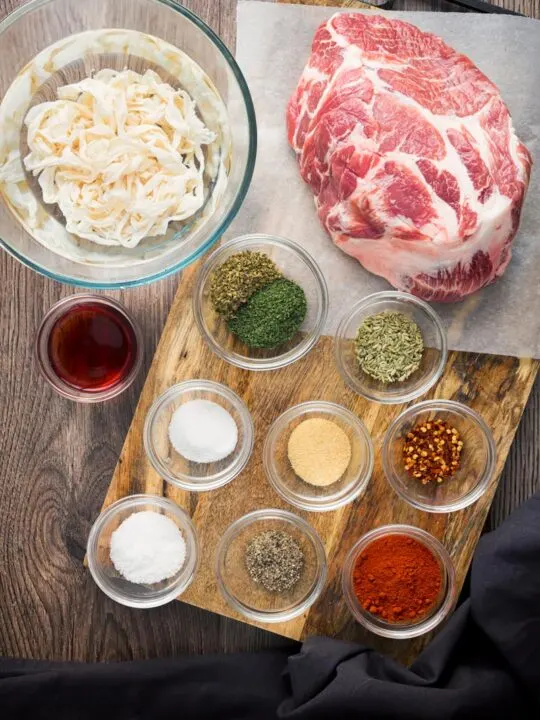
[286,13,532,302]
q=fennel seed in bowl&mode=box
[354,311,424,384]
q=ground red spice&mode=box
[352,534,443,623]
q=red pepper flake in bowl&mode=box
[352,535,442,623]
[402,418,463,485]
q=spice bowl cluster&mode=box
[74,238,497,639]
[3,0,510,649]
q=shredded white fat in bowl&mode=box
[0,29,231,265]
[24,69,216,248]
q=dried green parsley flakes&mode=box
[210,251,283,319]
[228,278,307,349]
[354,310,424,384]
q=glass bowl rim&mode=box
[193,233,329,371]
[263,400,374,512]
[143,379,255,492]
[35,293,144,402]
[341,523,457,639]
[333,290,448,405]
[382,399,497,513]
[0,0,257,289]
[215,507,328,623]
[86,493,199,609]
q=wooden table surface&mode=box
[1,0,539,663]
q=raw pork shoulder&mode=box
[287,14,532,302]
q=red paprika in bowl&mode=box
[342,525,456,639]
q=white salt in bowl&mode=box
[334,291,447,405]
[144,380,254,492]
[87,494,199,608]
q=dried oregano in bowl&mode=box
[209,251,282,319]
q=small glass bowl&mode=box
[87,494,199,609]
[144,380,254,492]
[35,294,143,403]
[193,234,329,371]
[382,400,496,513]
[342,524,456,639]
[263,401,374,512]
[216,508,327,623]
[334,291,447,404]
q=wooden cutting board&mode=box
[99,0,539,664]
[101,256,538,664]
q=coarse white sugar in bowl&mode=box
[109,511,186,584]
[144,380,254,492]
[87,495,199,609]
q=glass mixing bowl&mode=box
[0,0,256,287]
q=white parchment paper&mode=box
[226,1,540,358]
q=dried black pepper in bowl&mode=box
[215,508,328,623]
[245,529,305,593]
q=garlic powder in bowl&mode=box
[264,401,374,512]
[287,417,351,487]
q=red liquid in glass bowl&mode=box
[36,295,143,402]
[48,302,137,391]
